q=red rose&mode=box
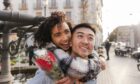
[36,51,57,71]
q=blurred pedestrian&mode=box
[28,44,37,66]
[104,39,111,60]
[28,46,34,65]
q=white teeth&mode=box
[63,44,68,46]
[62,44,69,47]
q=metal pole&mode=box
[0,25,13,84]
[3,0,11,10]
[0,10,45,25]
[43,0,48,16]
[0,0,13,84]
[44,5,46,16]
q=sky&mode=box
[102,0,140,41]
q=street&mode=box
[97,47,140,84]
[5,46,140,84]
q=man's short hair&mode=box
[72,23,96,34]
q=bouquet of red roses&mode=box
[33,48,64,80]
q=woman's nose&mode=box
[62,34,68,41]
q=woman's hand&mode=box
[99,56,106,70]
[56,76,75,84]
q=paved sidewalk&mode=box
[97,47,114,84]
[97,67,114,84]
[97,46,140,84]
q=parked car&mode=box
[114,42,132,56]
[131,47,140,71]
[131,47,140,58]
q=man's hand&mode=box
[56,76,75,84]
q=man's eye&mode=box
[77,35,83,38]
[89,37,94,41]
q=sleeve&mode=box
[26,69,54,84]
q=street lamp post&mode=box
[3,0,11,10]
[43,0,48,16]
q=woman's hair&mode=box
[34,11,72,48]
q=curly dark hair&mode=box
[34,11,72,48]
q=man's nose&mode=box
[82,37,89,44]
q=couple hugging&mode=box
[28,11,106,84]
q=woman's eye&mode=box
[65,30,70,34]
[54,33,61,37]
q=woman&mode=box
[27,11,73,84]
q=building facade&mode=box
[0,0,103,47]
[134,24,140,48]
[116,26,135,48]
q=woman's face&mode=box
[51,22,71,51]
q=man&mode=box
[104,39,111,60]
[28,44,37,66]
[70,23,102,84]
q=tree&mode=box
[108,28,118,42]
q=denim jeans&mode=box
[85,79,97,84]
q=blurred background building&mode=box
[116,26,135,48]
[108,24,140,49]
[0,0,103,48]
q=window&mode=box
[49,0,57,9]
[35,0,42,10]
[20,0,28,10]
[22,0,26,4]
[64,0,72,8]
[80,0,88,8]
[66,11,71,20]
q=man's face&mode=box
[51,22,71,51]
[71,28,95,59]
